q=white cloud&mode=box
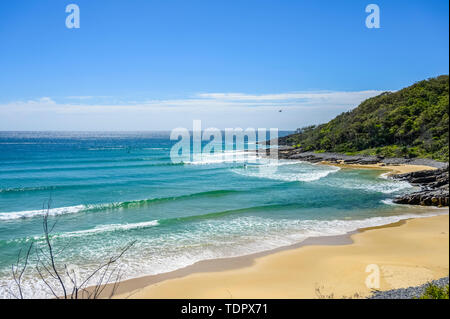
[0,90,388,130]
[194,90,385,108]
[197,90,382,101]
[1,90,386,112]
[23,97,56,105]
[65,96,94,100]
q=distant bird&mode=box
[278,110,282,113]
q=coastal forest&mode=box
[280,75,449,162]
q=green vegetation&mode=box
[419,283,449,299]
[282,75,449,162]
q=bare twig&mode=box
[10,242,33,299]
[10,200,136,299]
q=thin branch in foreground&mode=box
[10,200,136,299]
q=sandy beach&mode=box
[114,213,448,299]
[322,162,439,175]
[107,163,449,299]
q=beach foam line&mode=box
[6,208,446,245]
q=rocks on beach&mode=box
[391,168,449,206]
[369,277,449,299]
[274,148,448,168]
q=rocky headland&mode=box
[259,146,449,207]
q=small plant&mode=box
[315,284,362,299]
[419,283,449,299]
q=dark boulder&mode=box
[392,168,449,207]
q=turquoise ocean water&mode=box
[0,132,442,298]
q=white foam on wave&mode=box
[317,170,413,194]
[338,179,413,194]
[185,150,260,165]
[379,172,391,179]
[231,162,340,182]
[0,201,152,221]
[4,219,160,245]
[55,220,160,239]
[0,201,139,221]
[381,198,396,205]
[380,199,446,210]
[336,170,411,194]
[0,205,86,221]
[88,147,126,151]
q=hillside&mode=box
[280,75,449,162]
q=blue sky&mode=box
[0,0,448,130]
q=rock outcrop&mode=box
[391,168,449,206]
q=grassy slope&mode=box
[281,75,449,162]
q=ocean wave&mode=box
[55,220,160,238]
[185,150,259,165]
[0,205,85,221]
[380,198,444,209]
[0,185,58,194]
[335,179,413,194]
[0,156,170,167]
[380,198,396,205]
[0,161,183,175]
[88,147,127,151]
[378,172,391,179]
[231,163,340,182]
[0,170,183,194]
[0,189,241,221]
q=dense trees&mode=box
[281,75,449,162]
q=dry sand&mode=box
[115,214,449,299]
[321,162,438,175]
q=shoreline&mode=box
[319,161,439,176]
[110,211,449,299]
[101,161,447,299]
[274,149,449,170]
